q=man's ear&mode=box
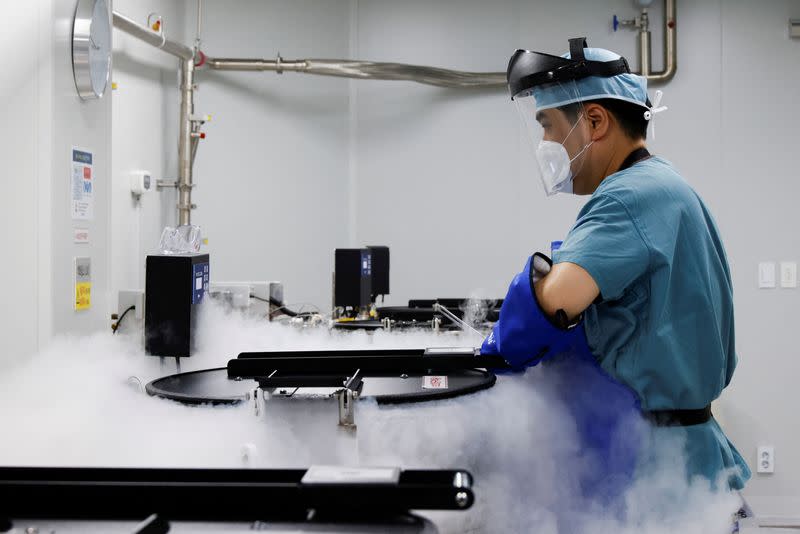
[584,103,610,141]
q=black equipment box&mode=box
[334,249,372,309]
[145,253,209,357]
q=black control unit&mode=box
[145,253,209,358]
[334,249,372,310]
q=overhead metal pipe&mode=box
[645,0,677,83]
[177,60,196,226]
[205,56,506,89]
[112,11,194,61]
[112,10,197,225]
[195,0,203,48]
[638,10,652,78]
[115,3,677,224]
[627,0,676,82]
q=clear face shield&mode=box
[514,81,594,196]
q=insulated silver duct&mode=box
[204,57,506,89]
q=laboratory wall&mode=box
[108,0,353,319]
[50,0,113,338]
[188,0,352,310]
[717,0,800,514]
[0,0,49,366]
[0,0,113,367]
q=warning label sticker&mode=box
[71,148,93,220]
[422,376,449,390]
[75,282,91,310]
[75,257,91,310]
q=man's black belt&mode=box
[643,405,712,427]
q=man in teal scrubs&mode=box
[482,38,750,493]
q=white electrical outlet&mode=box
[209,283,251,308]
[780,262,797,288]
[758,262,776,289]
[118,290,144,320]
[757,445,775,473]
[210,281,283,310]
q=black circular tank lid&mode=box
[146,367,496,406]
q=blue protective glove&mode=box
[482,252,643,504]
[481,253,591,370]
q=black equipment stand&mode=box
[0,466,473,532]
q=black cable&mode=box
[113,305,136,334]
[249,295,322,320]
[250,294,300,317]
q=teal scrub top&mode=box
[553,156,751,490]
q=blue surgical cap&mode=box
[531,47,649,111]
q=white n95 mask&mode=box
[512,77,599,198]
[535,137,593,196]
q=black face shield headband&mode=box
[506,37,632,100]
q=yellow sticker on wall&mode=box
[75,257,91,311]
[75,282,91,310]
